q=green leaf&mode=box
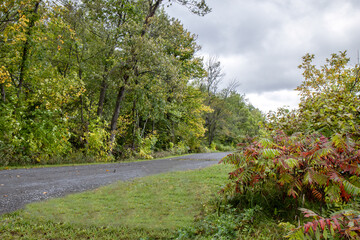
[315,227,321,240]
[279,173,294,185]
[284,158,299,169]
[323,228,328,239]
[259,138,274,148]
[262,148,281,159]
[343,180,360,196]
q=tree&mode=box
[296,51,360,136]
[1,0,42,101]
[111,10,209,154]
[266,51,360,137]
[107,0,211,148]
[198,57,262,147]
[200,57,224,146]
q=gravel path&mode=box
[0,152,232,215]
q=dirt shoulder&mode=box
[0,152,232,215]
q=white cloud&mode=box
[247,90,300,113]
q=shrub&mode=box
[138,133,158,159]
[222,131,360,208]
[287,208,360,239]
[84,119,112,161]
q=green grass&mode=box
[0,164,234,239]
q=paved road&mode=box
[0,152,232,215]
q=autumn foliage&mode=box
[222,131,360,204]
[287,208,360,239]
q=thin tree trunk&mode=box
[79,68,84,124]
[96,2,126,117]
[17,1,41,98]
[78,68,85,124]
[97,62,109,116]
[1,84,5,102]
[131,99,138,149]
[141,0,162,36]
[208,122,216,146]
[78,67,89,145]
[95,32,114,117]
[80,95,85,125]
[107,0,162,150]
[152,119,155,134]
[141,117,149,138]
[97,78,108,116]
[109,82,127,146]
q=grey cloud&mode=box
[166,0,360,94]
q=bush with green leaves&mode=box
[84,119,112,161]
[138,133,158,159]
[0,105,72,165]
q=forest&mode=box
[0,0,262,166]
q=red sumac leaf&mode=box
[319,219,326,231]
[326,219,332,228]
[312,221,317,232]
[304,222,313,233]
[331,217,342,231]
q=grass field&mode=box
[0,164,234,239]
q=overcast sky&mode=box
[165,0,360,112]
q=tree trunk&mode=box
[131,99,139,149]
[1,84,5,102]
[97,78,108,116]
[97,61,109,116]
[141,117,149,138]
[109,81,127,146]
[208,122,216,146]
[17,1,41,98]
[141,0,162,36]
[107,0,162,149]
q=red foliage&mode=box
[289,208,360,239]
[221,131,360,204]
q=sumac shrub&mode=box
[287,208,360,239]
[222,131,360,207]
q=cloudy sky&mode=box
[165,0,360,112]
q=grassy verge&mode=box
[0,153,194,171]
[0,164,234,239]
